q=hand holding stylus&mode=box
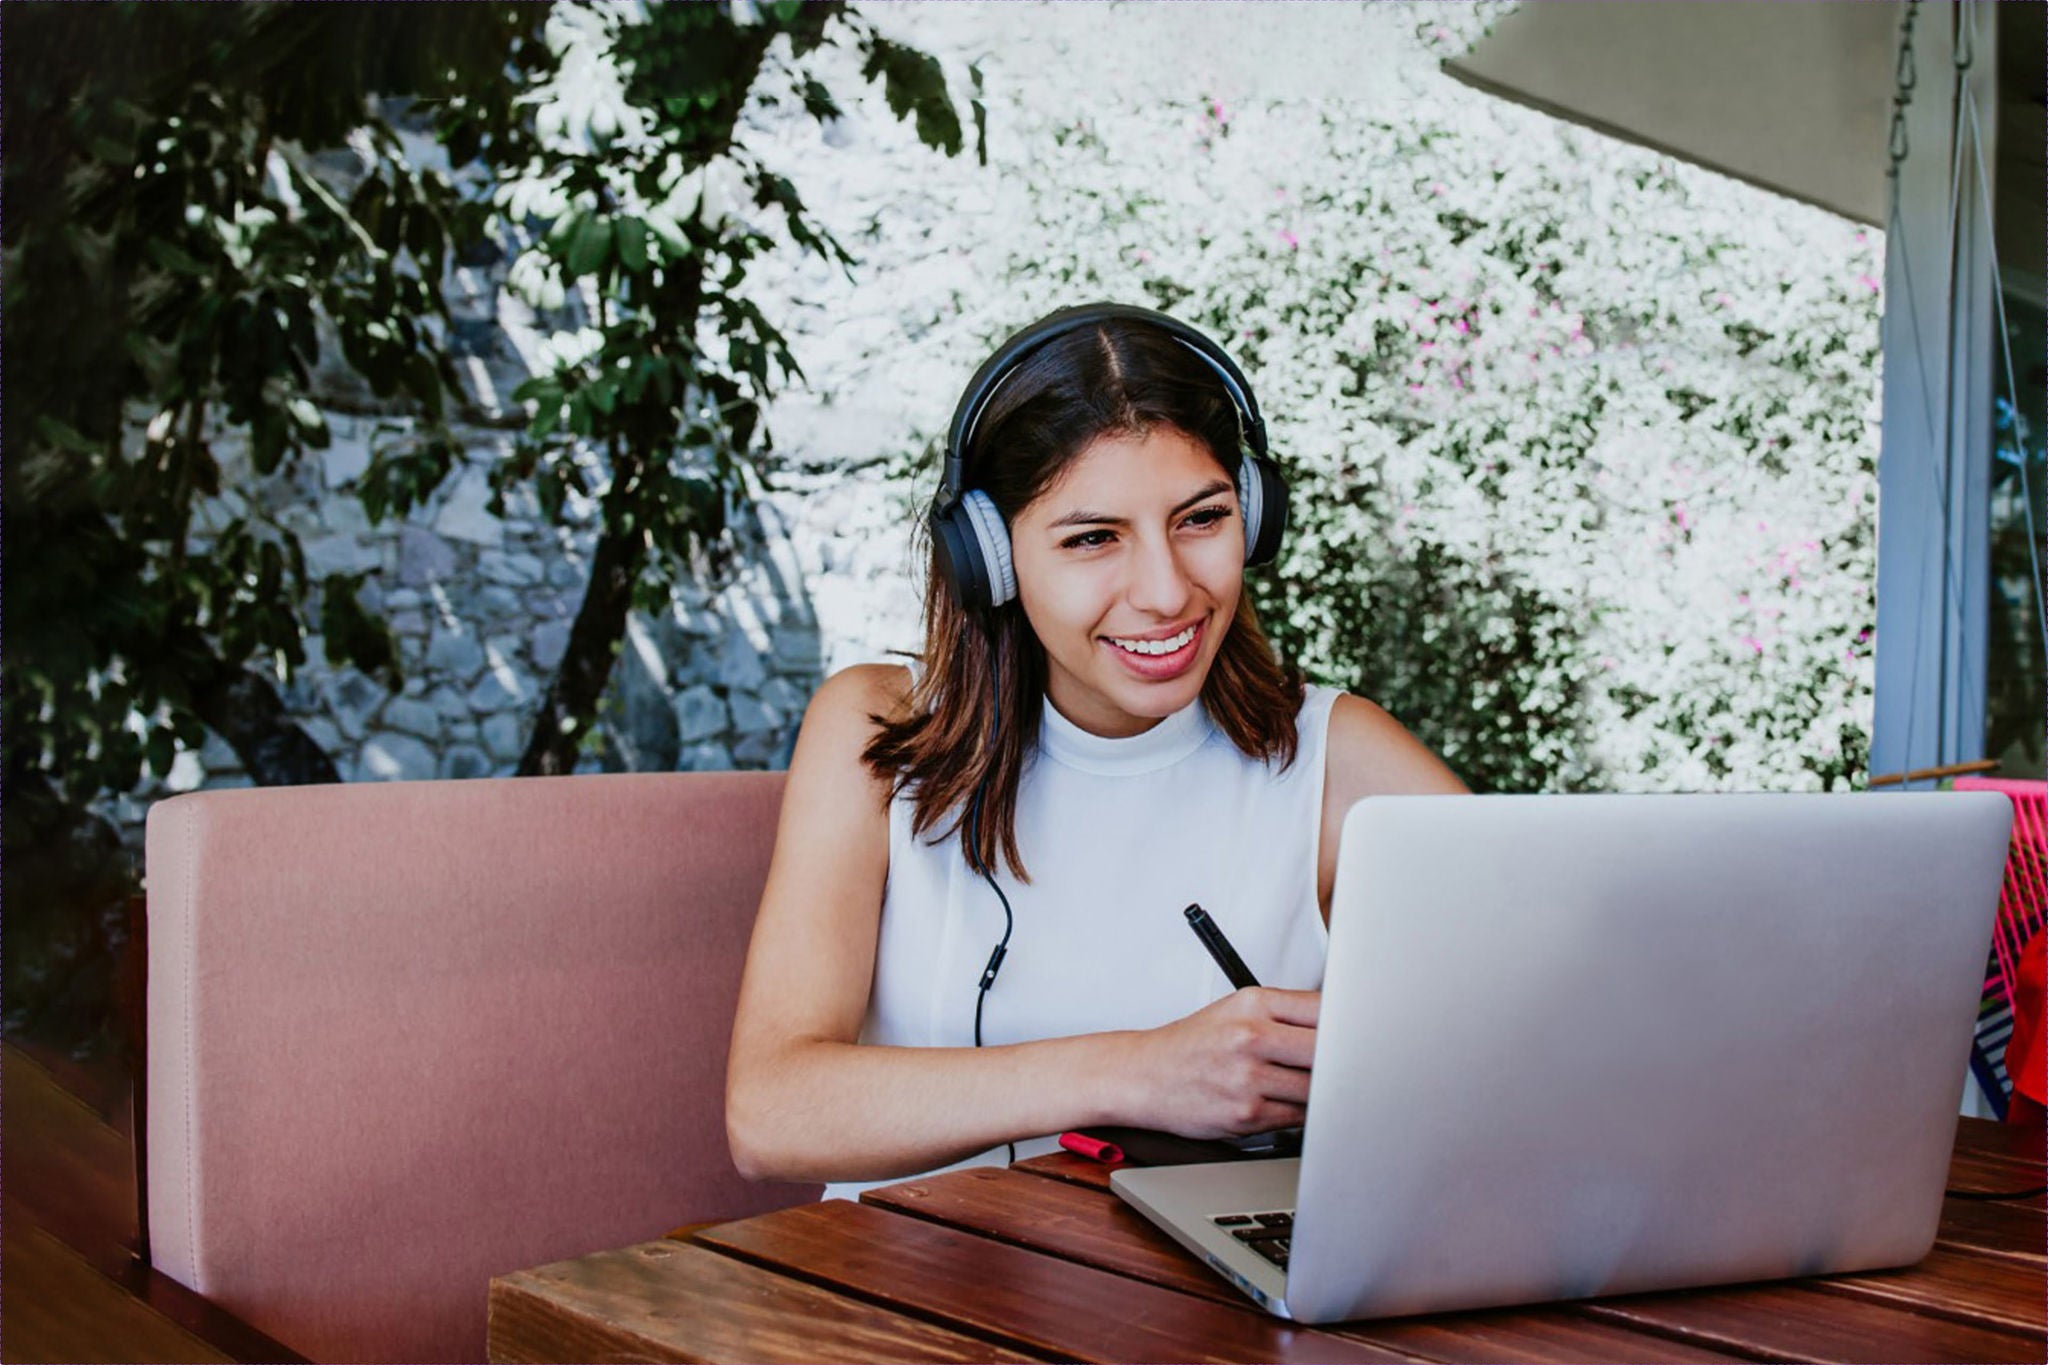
[1125,985,1319,1140]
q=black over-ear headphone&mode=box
[930,302,1289,612]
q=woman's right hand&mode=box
[1126,987,1319,1139]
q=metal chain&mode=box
[1887,0,1921,180]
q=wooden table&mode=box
[489,1117,2045,1363]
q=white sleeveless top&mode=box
[820,669,1343,1202]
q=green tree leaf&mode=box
[614,215,650,274]
[565,212,613,278]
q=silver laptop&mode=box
[1112,792,2013,1323]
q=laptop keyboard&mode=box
[1212,1210,1293,1269]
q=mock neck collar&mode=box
[1038,691,1215,776]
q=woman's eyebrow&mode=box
[1045,479,1234,531]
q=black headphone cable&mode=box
[965,640,1018,1165]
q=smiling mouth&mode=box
[1104,622,1200,656]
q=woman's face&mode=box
[1008,423,1244,738]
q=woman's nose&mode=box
[1125,532,1195,617]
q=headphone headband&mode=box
[940,302,1268,506]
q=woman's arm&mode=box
[1318,692,1470,919]
[726,664,1317,1184]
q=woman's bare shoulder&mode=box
[787,663,916,792]
[806,662,916,732]
[1325,691,1469,798]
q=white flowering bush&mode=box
[948,31,1881,792]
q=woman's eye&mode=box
[1060,509,1230,550]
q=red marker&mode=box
[1059,1131,1125,1165]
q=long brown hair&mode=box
[862,316,1305,881]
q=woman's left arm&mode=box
[1317,693,1471,919]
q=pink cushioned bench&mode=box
[144,772,817,1363]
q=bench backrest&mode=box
[146,772,818,1362]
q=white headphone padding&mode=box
[959,489,1018,607]
[1237,452,1264,559]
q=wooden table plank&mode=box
[1013,1151,1118,1191]
[1953,1117,2047,1170]
[1326,1310,1747,1365]
[1806,1243,2046,1336]
[486,1238,1043,1364]
[1946,1154,2048,1203]
[864,1164,1258,1305]
[697,1199,1417,1364]
[1578,1281,2045,1365]
[1946,1118,2046,1209]
[1937,1196,2047,1265]
[864,1167,1742,1364]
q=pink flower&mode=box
[1855,273,1881,293]
[1279,229,1298,249]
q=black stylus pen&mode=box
[1184,903,1260,990]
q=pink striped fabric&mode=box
[1954,777,2047,1006]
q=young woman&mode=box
[726,303,1467,1198]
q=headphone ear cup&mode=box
[932,502,988,612]
[938,488,1016,609]
[960,490,1018,607]
[1239,453,1289,568]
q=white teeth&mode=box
[1109,624,1197,656]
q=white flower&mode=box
[659,155,750,233]
[507,250,567,312]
